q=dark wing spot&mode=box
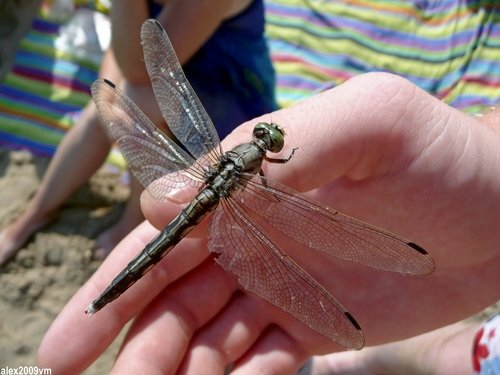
[345,312,362,330]
[407,242,429,255]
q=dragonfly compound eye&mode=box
[253,122,285,153]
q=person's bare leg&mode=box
[93,175,144,259]
[0,101,111,265]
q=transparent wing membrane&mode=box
[234,174,434,275]
[141,19,222,166]
[209,201,364,349]
[92,79,205,201]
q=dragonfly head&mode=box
[253,122,285,153]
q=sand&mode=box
[0,148,127,373]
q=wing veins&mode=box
[208,197,364,349]
[235,175,434,275]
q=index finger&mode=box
[37,221,208,374]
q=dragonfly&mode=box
[86,19,434,350]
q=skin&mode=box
[304,106,500,375]
[112,0,251,83]
[299,320,482,374]
[37,73,500,374]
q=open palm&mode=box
[38,74,500,374]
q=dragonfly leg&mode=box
[258,148,297,189]
[264,147,298,164]
[255,171,282,205]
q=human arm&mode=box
[108,0,253,135]
[110,0,249,84]
[37,73,500,374]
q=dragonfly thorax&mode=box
[210,122,287,181]
[204,161,240,198]
[224,142,265,176]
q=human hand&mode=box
[38,73,500,374]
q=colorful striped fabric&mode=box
[0,2,123,164]
[2,1,498,161]
[0,15,93,156]
[265,0,500,113]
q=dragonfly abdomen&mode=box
[86,187,221,315]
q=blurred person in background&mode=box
[0,0,276,264]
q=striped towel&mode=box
[0,2,122,164]
[2,1,498,160]
[265,0,500,113]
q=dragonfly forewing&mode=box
[92,79,206,202]
[235,174,435,275]
[141,19,222,167]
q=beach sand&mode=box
[0,148,127,373]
